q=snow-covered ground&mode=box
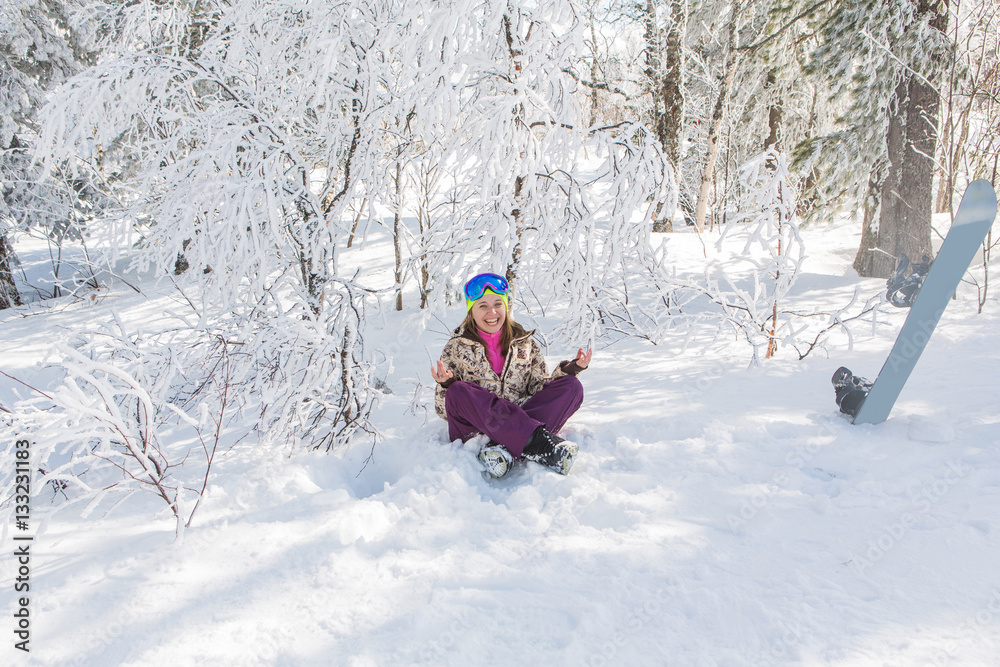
[3,219,1000,666]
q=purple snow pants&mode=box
[444,375,583,458]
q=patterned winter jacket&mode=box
[434,324,568,420]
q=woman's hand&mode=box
[573,348,592,370]
[431,360,455,385]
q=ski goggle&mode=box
[464,273,509,302]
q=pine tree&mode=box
[798,0,951,278]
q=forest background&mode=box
[1,0,999,536]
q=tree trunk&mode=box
[934,107,952,214]
[296,168,325,316]
[393,159,404,312]
[853,174,882,276]
[417,173,431,309]
[859,0,948,278]
[0,234,22,309]
[346,198,367,248]
[936,103,969,216]
[505,174,524,301]
[503,9,526,300]
[797,85,822,216]
[647,1,686,232]
[660,1,685,166]
[763,69,782,151]
[693,10,739,233]
[588,16,600,127]
[2,134,25,308]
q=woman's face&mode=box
[471,293,506,334]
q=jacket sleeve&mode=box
[433,339,463,420]
[558,359,587,376]
[434,382,448,420]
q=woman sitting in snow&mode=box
[430,272,591,478]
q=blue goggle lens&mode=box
[464,273,509,301]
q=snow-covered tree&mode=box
[798,0,951,278]
[641,0,686,230]
[708,149,805,363]
[416,0,676,346]
[1,0,99,305]
[11,321,230,540]
[935,0,1000,215]
[689,1,743,233]
[33,0,441,450]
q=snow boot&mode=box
[478,441,514,479]
[522,426,578,475]
[831,366,873,417]
[886,253,932,308]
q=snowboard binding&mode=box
[522,426,577,476]
[478,441,514,479]
[886,253,932,308]
[831,366,872,418]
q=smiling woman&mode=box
[430,273,592,479]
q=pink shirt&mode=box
[480,329,505,376]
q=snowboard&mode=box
[850,179,998,425]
